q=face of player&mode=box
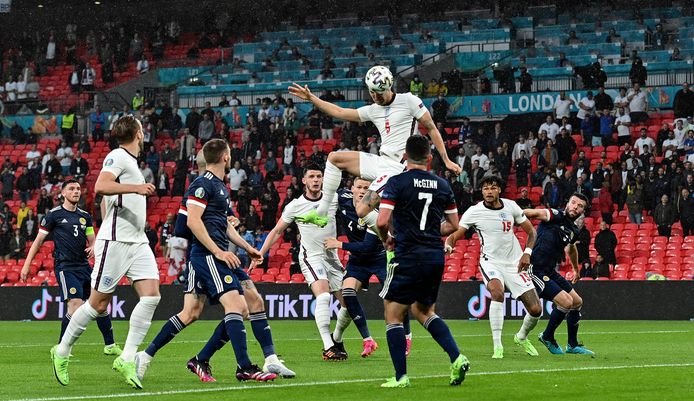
[135,119,145,151]
[351,178,371,203]
[369,90,393,106]
[566,196,587,220]
[62,183,81,205]
[302,170,323,196]
[481,183,501,206]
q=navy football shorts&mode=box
[379,258,444,306]
[56,266,92,300]
[189,254,244,304]
[345,257,386,289]
[530,268,574,301]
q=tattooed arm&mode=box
[356,189,381,218]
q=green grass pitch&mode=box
[1,320,693,401]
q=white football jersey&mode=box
[281,193,339,260]
[357,92,428,162]
[97,148,148,243]
[459,198,528,266]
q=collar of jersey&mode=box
[482,199,505,210]
[382,92,396,106]
[118,147,138,160]
[303,192,322,202]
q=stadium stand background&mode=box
[0,0,693,289]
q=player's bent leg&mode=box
[539,290,572,355]
[486,279,505,359]
[514,289,541,357]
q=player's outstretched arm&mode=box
[288,83,361,122]
[95,171,155,196]
[523,208,551,222]
[419,112,462,175]
[444,225,467,254]
[187,203,240,268]
[20,231,48,282]
[251,219,290,272]
[375,207,392,244]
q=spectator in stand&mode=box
[627,83,648,124]
[260,183,279,230]
[139,161,155,185]
[594,86,614,111]
[555,129,576,166]
[677,187,694,236]
[513,187,532,210]
[70,151,89,178]
[540,139,559,167]
[426,78,440,97]
[136,55,149,74]
[1,168,14,201]
[577,91,596,126]
[574,215,591,265]
[8,228,25,261]
[629,59,647,86]
[512,135,530,162]
[319,113,334,140]
[10,122,26,145]
[673,121,687,155]
[245,205,261,232]
[25,144,41,169]
[409,74,424,97]
[662,130,679,159]
[543,175,561,208]
[431,94,449,125]
[596,109,614,147]
[594,220,617,266]
[554,91,574,121]
[634,128,656,156]
[56,141,74,176]
[20,209,39,241]
[15,201,29,228]
[197,113,214,143]
[236,225,255,269]
[579,261,594,279]
[469,160,484,192]
[673,82,694,119]
[132,89,145,111]
[156,167,170,197]
[539,114,560,142]
[81,62,96,93]
[592,255,610,278]
[90,105,106,142]
[145,222,158,253]
[471,146,489,171]
[179,128,196,161]
[684,130,694,164]
[518,67,533,92]
[248,165,264,199]
[654,194,675,237]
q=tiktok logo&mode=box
[32,289,53,320]
[467,284,491,318]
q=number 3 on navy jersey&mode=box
[72,225,79,237]
[418,192,433,230]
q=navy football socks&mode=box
[423,315,460,363]
[223,313,252,369]
[96,314,116,346]
[249,312,275,358]
[566,308,582,347]
[145,315,186,357]
[386,323,407,380]
[197,320,229,362]
[342,288,371,339]
[543,306,569,342]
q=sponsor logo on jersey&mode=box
[61,219,68,223]
[219,189,224,195]
[79,218,87,225]
[195,187,205,198]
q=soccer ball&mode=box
[364,66,393,93]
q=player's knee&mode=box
[247,294,265,313]
[91,299,110,314]
[555,293,573,309]
[572,295,583,309]
[179,309,200,325]
[527,303,542,317]
[489,288,505,302]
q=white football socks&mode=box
[57,301,100,357]
[121,296,160,362]
[489,301,504,348]
[317,161,341,216]
[314,292,334,350]
[332,306,352,343]
[516,313,540,341]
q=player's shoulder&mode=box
[49,205,62,213]
[75,207,91,217]
[500,198,521,208]
[397,92,422,103]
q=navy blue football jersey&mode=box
[380,169,457,260]
[530,208,580,272]
[336,189,385,265]
[39,206,93,270]
[186,171,233,256]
